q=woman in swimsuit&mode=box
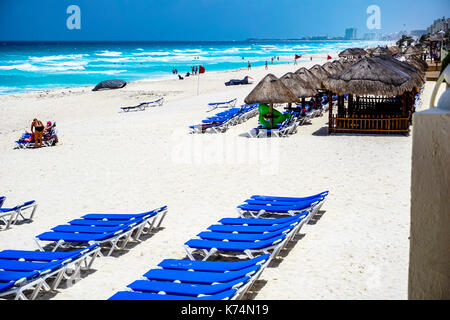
[31,118,44,148]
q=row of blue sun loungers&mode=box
[0,244,101,300]
[0,205,167,300]
[190,103,259,134]
[120,97,164,112]
[109,191,328,300]
[0,196,38,231]
[34,206,167,257]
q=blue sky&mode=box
[0,0,448,41]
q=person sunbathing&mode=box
[44,121,53,134]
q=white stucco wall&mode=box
[409,107,450,299]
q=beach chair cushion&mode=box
[157,254,270,272]
[109,289,237,300]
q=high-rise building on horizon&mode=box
[345,28,357,40]
[427,16,449,34]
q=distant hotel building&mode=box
[427,16,449,34]
[345,28,357,40]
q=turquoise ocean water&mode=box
[0,40,389,95]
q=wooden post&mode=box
[328,91,333,134]
[269,103,274,129]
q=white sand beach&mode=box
[0,53,446,300]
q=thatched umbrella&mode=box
[322,61,341,75]
[245,74,299,127]
[279,72,317,98]
[338,48,368,59]
[377,55,425,85]
[371,46,393,56]
[403,46,423,57]
[339,58,356,69]
[389,46,400,56]
[331,60,345,72]
[405,56,428,73]
[323,56,421,97]
[295,67,322,89]
[309,64,331,86]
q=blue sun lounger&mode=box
[250,191,329,202]
[0,244,100,300]
[183,213,309,261]
[0,198,38,231]
[184,234,287,261]
[110,289,239,300]
[238,193,328,219]
[207,98,237,112]
[121,97,164,112]
[34,206,167,256]
[109,254,270,300]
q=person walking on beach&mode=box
[265,61,268,70]
[31,118,44,148]
[248,61,251,70]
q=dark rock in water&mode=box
[92,79,127,91]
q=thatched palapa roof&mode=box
[323,57,422,97]
[371,46,393,56]
[294,67,322,89]
[322,61,341,75]
[376,55,425,85]
[309,64,330,83]
[245,74,300,105]
[405,56,428,73]
[403,46,423,56]
[338,48,368,58]
[339,58,356,69]
[279,73,318,98]
[331,60,345,72]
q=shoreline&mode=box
[0,41,393,96]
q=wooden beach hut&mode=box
[323,56,422,135]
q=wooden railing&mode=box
[329,114,411,134]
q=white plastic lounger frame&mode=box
[0,202,38,231]
[0,246,100,300]
[121,98,165,112]
[183,237,287,262]
[132,207,168,240]
[236,204,310,219]
[207,98,237,112]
